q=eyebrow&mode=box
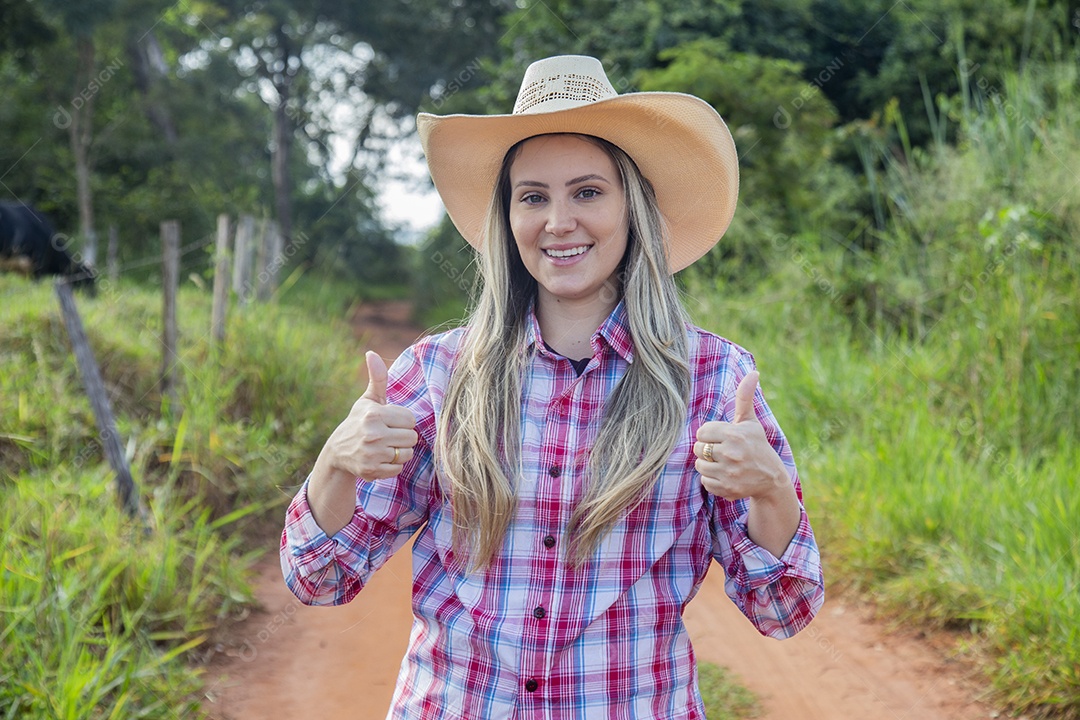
[513,174,612,189]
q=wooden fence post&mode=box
[269,219,284,293]
[257,219,281,302]
[55,280,140,517]
[107,225,119,282]
[211,214,231,346]
[232,214,255,306]
[160,220,180,409]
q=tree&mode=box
[39,0,119,264]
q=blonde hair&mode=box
[435,134,690,568]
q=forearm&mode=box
[307,448,360,537]
[746,478,801,559]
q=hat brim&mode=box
[417,92,739,273]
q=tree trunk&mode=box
[70,36,97,260]
[128,31,178,147]
[270,24,294,254]
[274,94,295,253]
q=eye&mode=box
[577,187,601,200]
[520,192,546,205]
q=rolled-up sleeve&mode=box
[280,345,437,606]
[712,498,824,638]
[708,351,825,638]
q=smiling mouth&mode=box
[544,245,591,258]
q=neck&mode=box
[535,289,618,361]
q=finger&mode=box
[732,370,759,424]
[361,351,388,405]
[693,440,720,460]
[695,461,749,501]
[361,464,405,481]
[387,446,415,466]
[380,405,418,430]
[695,416,738,444]
[371,460,409,478]
[381,427,419,449]
[695,420,725,443]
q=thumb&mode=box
[361,350,388,405]
[732,370,759,424]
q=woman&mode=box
[282,55,823,719]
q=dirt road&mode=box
[201,301,997,720]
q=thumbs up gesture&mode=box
[319,351,419,481]
[693,371,789,501]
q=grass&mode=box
[0,467,251,717]
[671,55,1080,718]
[2,49,1077,720]
[0,272,364,717]
[680,62,1080,711]
[698,661,760,720]
[685,245,1078,716]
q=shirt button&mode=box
[543,535,556,549]
[548,465,561,478]
[533,606,546,619]
[525,678,539,693]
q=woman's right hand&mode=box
[306,351,417,536]
[317,350,419,483]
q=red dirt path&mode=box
[201,300,999,720]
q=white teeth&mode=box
[545,246,589,258]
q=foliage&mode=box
[411,216,476,329]
[698,661,760,720]
[683,55,1080,717]
[4,0,1080,716]
[0,0,513,288]
[638,38,863,283]
[842,54,1080,339]
[0,273,365,716]
[0,469,251,717]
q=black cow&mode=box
[0,201,96,291]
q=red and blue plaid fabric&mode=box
[282,302,824,719]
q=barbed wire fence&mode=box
[7,213,289,516]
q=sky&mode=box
[374,133,446,243]
[301,43,447,245]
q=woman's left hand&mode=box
[693,371,790,501]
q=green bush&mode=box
[681,59,1080,716]
[0,273,365,717]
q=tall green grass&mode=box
[685,54,1079,718]
[1,50,1076,720]
[0,467,251,716]
[0,273,364,716]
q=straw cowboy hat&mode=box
[416,55,739,273]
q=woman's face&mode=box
[507,134,629,311]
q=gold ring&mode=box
[702,442,714,463]
[391,447,400,465]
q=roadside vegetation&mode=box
[2,0,1078,717]
[685,57,1080,717]
[0,274,364,715]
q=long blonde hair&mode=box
[435,134,690,568]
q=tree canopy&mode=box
[1,0,1075,287]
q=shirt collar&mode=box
[525,298,635,364]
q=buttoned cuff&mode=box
[731,507,822,590]
[281,477,373,592]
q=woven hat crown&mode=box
[512,56,618,114]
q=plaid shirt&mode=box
[281,302,824,720]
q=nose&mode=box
[545,200,577,236]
